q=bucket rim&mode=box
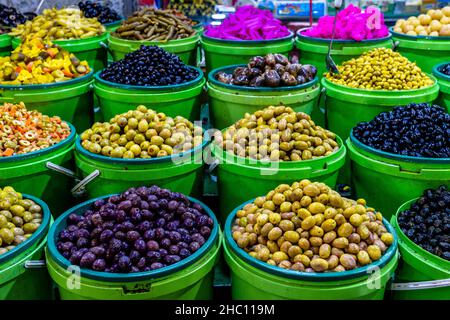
[75,129,209,165]
[211,134,345,167]
[321,74,437,93]
[0,193,51,265]
[108,32,199,44]
[47,194,220,282]
[94,66,204,91]
[208,64,319,92]
[0,121,76,163]
[201,30,294,44]
[389,26,450,40]
[432,62,450,82]
[12,32,109,45]
[224,198,398,281]
[297,28,392,43]
[349,130,450,164]
[394,198,450,267]
[103,19,123,27]
[0,70,94,90]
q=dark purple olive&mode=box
[75,228,90,239]
[90,246,106,257]
[150,262,164,270]
[134,239,146,252]
[144,229,155,241]
[114,231,126,240]
[67,225,79,233]
[136,221,151,233]
[149,201,159,210]
[109,238,122,254]
[147,194,158,202]
[167,200,179,211]
[169,245,179,255]
[200,226,211,237]
[164,254,181,265]
[160,238,171,249]
[158,248,168,257]
[146,250,161,262]
[191,233,205,246]
[122,221,135,231]
[178,242,189,249]
[60,241,74,252]
[189,241,200,252]
[168,231,181,243]
[146,240,159,251]
[90,227,103,239]
[80,252,96,268]
[121,241,130,251]
[92,258,106,271]
[116,210,127,222]
[196,215,209,227]
[155,227,165,240]
[156,218,166,228]
[166,221,179,231]
[67,213,82,224]
[140,209,154,220]
[59,230,71,241]
[158,199,168,209]
[103,221,114,230]
[93,199,106,209]
[130,266,140,273]
[100,229,113,243]
[129,250,141,263]
[179,248,191,258]
[69,250,85,264]
[126,230,140,242]
[108,195,121,204]
[181,233,192,243]
[76,237,89,248]
[136,257,146,269]
[117,200,132,211]
[90,213,103,226]
[183,218,194,229]
[78,219,92,230]
[249,74,264,86]
[118,255,131,271]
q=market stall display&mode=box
[108,8,199,65]
[78,1,121,25]
[0,189,52,299]
[223,180,398,299]
[391,186,450,300]
[433,62,450,112]
[0,4,36,28]
[391,7,450,73]
[94,46,204,121]
[167,0,216,18]
[46,186,220,299]
[201,6,294,73]
[211,106,346,222]
[347,103,450,218]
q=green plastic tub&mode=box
[210,136,346,223]
[208,65,321,129]
[108,33,200,66]
[390,199,450,300]
[0,72,94,132]
[94,68,205,122]
[74,135,208,199]
[0,123,76,215]
[46,195,221,300]
[12,33,108,73]
[321,76,439,143]
[432,62,450,113]
[0,33,11,57]
[224,200,399,300]
[347,133,450,219]
[104,20,123,33]
[0,194,53,300]
[201,32,294,75]
[391,28,450,74]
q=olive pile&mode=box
[112,8,195,41]
[216,54,317,87]
[80,105,203,159]
[78,1,121,24]
[10,8,105,40]
[232,180,394,272]
[168,0,216,17]
[398,186,449,261]
[325,48,434,90]
[216,106,339,161]
[56,186,215,272]
[393,7,450,37]
[99,46,198,86]
[353,104,450,158]
[0,4,36,28]
[439,63,450,76]
[0,186,43,255]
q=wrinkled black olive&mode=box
[216,72,233,84]
[232,67,249,78]
[281,72,297,86]
[264,70,280,87]
[274,53,289,65]
[248,68,262,78]
[286,63,302,76]
[264,54,276,66]
[296,75,306,84]
[274,64,286,77]
[249,75,265,87]
[248,56,265,69]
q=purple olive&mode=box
[134,239,146,252]
[181,234,192,243]
[196,215,209,227]
[146,250,161,262]
[140,201,149,210]
[156,218,166,228]
[191,233,205,246]
[114,231,126,240]
[126,230,140,242]
[137,221,151,233]
[91,213,103,226]
[178,242,189,249]
[140,209,154,220]
[67,225,79,233]
[149,201,159,210]
[100,229,113,243]
[158,248,168,257]
[80,252,96,268]
[144,229,155,241]
[92,258,106,271]
[103,221,114,230]
[155,228,165,240]
[136,257,146,269]
[59,230,71,241]
[117,200,132,211]
[93,199,106,210]
[90,227,103,239]
[116,210,127,222]
[122,221,134,231]
[76,237,89,248]
[167,200,179,212]
[150,262,164,270]
[109,238,122,253]
[179,248,191,258]
[168,231,181,243]
[200,226,211,237]
[118,255,131,271]
[169,245,179,255]
[90,246,106,257]
[129,250,141,263]
[69,250,85,264]
[160,238,171,249]
[164,255,181,265]
[75,228,90,239]
[121,241,130,251]
[183,218,194,229]
[146,240,159,251]
[108,195,121,204]
[67,213,82,224]
[189,242,200,252]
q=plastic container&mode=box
[210,136,346,223]
[207,65,321,129]
[432,62,450,113]
[321,76,439,143]
[0,194,53,300]
[223,199,399,300]
[0,33,11,57]
[390,199,450,300]
[46,195,221,300]
[0,123,76,215]
[108,33,200,66]
[201,32,294,75]
[74,135,208,199]
[93,68,205,122]
[296,30,393,79]
[0,72,94,132]
[12,33,108,73]
[104,20,123,33]
[391,28,450,73]
[347,133,450,219]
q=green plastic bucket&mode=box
[321,75,439,144]
[391,28,450,74]
[0,194,53,300]
[0,72,94,132]
[201,32,295,75]
[210,135,346,223]
[0,123,77,215]
[207,65,321,130]
[93,68,205,122]
[0,33,11,57]
[432,62,450,113]
[108,33,200,66]
[12,33,108,73]
[74,135,208,199]
[223,199,399,300]
[46,195,221,300]
[104,20,123,33]
[390,199,450,300]
[347,133,450,219]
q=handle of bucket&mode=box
[391,279,450,291]
[99,41,114,58]
[318,86,327,123]
[392,39,400,52]
[46,162,78,179]
[71,169,101,197]
[24,260,46,269]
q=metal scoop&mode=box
[326,0,343,74]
